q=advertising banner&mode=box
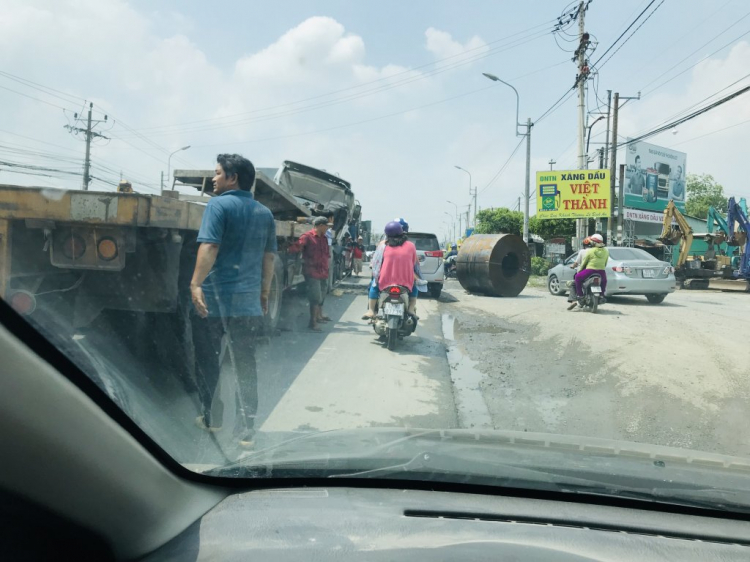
[623,208,669,224]
[536,169,611,219]
[624,140,686,212]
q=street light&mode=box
[165,145,191,195]
[483,72,532,244]
[443,212,456,242]
[454,165,476,228]
[586,116,605,157]
[447,200,462,238]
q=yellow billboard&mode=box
[536,169,611,219]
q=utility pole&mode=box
[161,171,164,192]
[524,117,532,244]
[598,147,604,169]
[608,92,619,246]
[575,1,590,245]
[548,159,556,170]
[65,102,108,191]
[604,89,612,167]
[606,91,640,245]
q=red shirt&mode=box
[350,242,364,259]
[296,229,330,279]
[379,241,417,289]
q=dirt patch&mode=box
[441,290,750,457]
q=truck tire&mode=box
[266,254,284,330]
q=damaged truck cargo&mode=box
[0,160,361,373]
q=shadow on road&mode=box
[607,295,684,308]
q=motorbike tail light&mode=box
[424,251,443,257]
[389,287,401,294]
[592,277,601,285]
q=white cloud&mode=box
[618,41,750,200]
[424,27,488,60]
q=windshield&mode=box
[410,234,441,251]
[3,0,750,515]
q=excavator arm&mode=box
[706,206,730,244]
[659,200,693,268]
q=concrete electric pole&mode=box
[575,1,590,246]
[65,102,109,191]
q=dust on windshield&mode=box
[2,0,750,510]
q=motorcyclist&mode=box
[444,244,458,275]
[568,233,609,309]
[363,221,419,319]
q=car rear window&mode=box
[409,234,440,251]
[609,248,658,261]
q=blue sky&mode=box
[2,0,749,240]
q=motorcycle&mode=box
[567,273,605,313]
[444,255,457,278]
[372,285,417,350]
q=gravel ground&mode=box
[439,278,750,457]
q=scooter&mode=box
[444,255,457,278]
[372,285,417,350]
[567,273,605,313]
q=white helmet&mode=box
[590,233,604,244]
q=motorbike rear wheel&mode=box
[386,327,398,350]
[590,294,599,313]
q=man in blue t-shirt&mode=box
[190,153,277,449]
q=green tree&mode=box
[474,207,523,236]
[528,215,577,240]
[685,173,727,218]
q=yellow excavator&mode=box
[658,200,714,289]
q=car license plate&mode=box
[642,269,655,278]
[384,303,404,316]
[591,286,602,293]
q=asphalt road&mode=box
[53,265,750,469]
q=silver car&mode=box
[547,247,677,304]
[409,232,444,298]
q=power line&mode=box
[640,14,750,94]
[119,28,556,139]
[591,0,656,68]
[535,87,576,124]
[120,20,560,137]
[624,84,750,146]
[594,0,665,71]
[0,71,86,105]
[192,83,497,148]
[478,136,526,196]
[672,116,750,147]
[0,84,71,110]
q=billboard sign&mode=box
[536,169,611,219]
[625,140,686,212]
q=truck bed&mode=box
[0,184,302,238]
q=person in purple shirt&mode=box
[190,154,276,449]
